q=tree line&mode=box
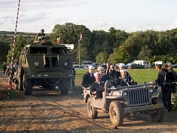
[1,22,177,65]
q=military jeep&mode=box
[14,36,74,95]
[83,81,164,127]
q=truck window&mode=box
[30,47,47,54]
[51,48,68,54]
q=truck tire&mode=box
[18,69,24,91]
[109,101,124,126]
[15,84,18,90]
[87,97,98,119]
[24,77,32,95]
[59,79,69,95]
[150,98,164,122]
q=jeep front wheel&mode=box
[109,101,124,127]
[150,98,164,122]
[87,97,98,119]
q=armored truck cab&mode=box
[15,38,74,95]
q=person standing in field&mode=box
[71,67,76,89]
[2,62,7,74]
[155,63,175,112]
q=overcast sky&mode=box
[0,0,177,33]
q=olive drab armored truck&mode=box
[14,36,74,95]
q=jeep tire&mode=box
[150,98,164,122]
[109,101,124,126]
[87,97,98,119]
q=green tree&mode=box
[96,52,109,64]
[6,35,27,64]
[50,23,92,63]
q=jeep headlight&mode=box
[64,62,68,66]
[149,89,154,93]
[122,91,128,96]
[34,62,39,67]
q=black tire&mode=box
[109,101,124,126]
[150,98,164,122]
[15,84,18,90]
[24,77,32,95]
[59,79,69,95]
[87,97,98,119]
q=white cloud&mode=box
[169,21,177,30]
[91,21,109,29]
[19,12,48,23]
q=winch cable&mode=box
[7,0,21,99]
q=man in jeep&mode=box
[82,66,95,87]
[90,72,104,98]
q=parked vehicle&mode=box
[133,60,148,68]
[172,64,177,68]
[150,61,164,68]
[73,65,83,68]
[126,63,144,69]
[83,81,164,127]
[82,61,93,68]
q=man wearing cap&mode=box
[82,66,95,87]
[97,67,108,81]
[90,72,105,98]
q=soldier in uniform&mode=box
[35,29,45,40]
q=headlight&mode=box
[64,62,68,66]
[149,89,153,93]
[122,91,128,96]
[34,62,39,67]
[44,74,48,77]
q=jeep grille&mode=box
[127,88,150,106]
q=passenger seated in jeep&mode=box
[90,72,105,98]
[82,66,95,87]
[115,69,136,87]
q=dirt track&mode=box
[0,71,177,133]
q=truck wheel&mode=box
[109,101,124,126]
[15,84,18,90]
[24,77,32,95]
[87,97,98,119]
[17,66,23,91]
[150,98,164,122]
[59,79,69,95]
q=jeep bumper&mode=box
[124,103,164,114]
